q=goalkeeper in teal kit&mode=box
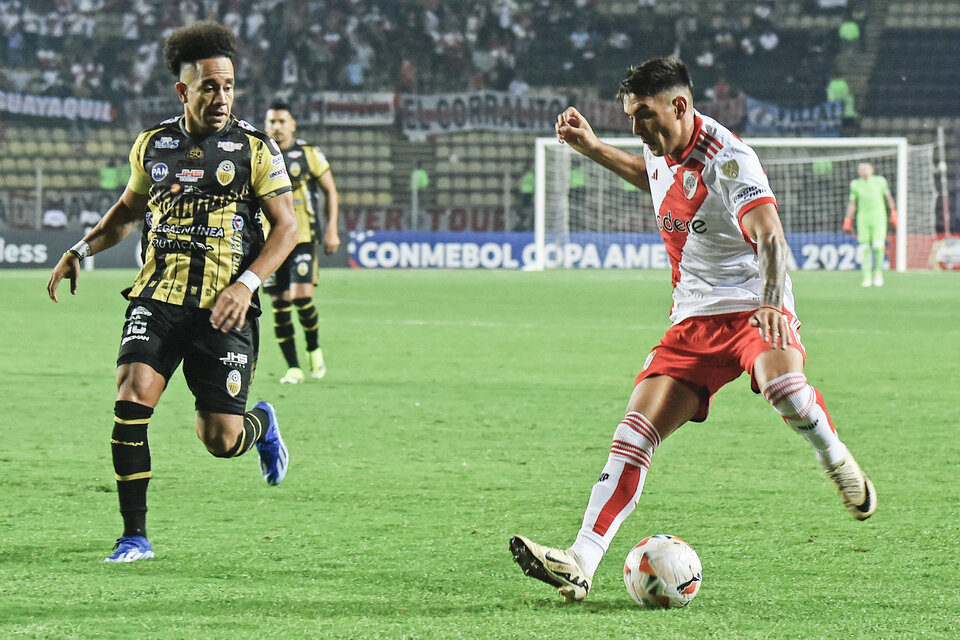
[844,162,897,287]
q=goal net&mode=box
[534,137,938,271]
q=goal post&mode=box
[533,136,938,271]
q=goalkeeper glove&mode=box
[842,216,853,233]
[889,208,898,228]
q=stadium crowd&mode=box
[0,0,860,108]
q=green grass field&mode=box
[1,267,958,639]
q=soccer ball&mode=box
[623,534,702,609]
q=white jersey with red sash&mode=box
[642,111,796,324]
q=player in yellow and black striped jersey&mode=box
[262,101,341,384]
[46,21,298,563]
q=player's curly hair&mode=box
[164,20,236,77]
[616,57,693,103]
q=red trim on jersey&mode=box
[736,196,778,221]
[666,114,704,167]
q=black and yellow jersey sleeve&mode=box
[303,144,330,180]
[127,128,160,195]
[250,134,292,200]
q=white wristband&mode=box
[67,240,91,261]
[235,269,262,293]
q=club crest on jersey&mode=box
[226,370,242,397]
[232,215,244,231]
[216,160,236,186]
[683,172,699,200]
[721,159,740,179]
[151,163,168,182]
[288,161,302,178]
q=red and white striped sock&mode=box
[570,411,660,576]
[761,373,848,466]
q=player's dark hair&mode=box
[268,100,294,114]
[164,20,237,77]
[616,58,693,103]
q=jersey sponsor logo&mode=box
[187,146,204,160]
[219,351,248,368]
[216,160,236,186]
[271,154,284,167]
[288,160,302,178]
[170,183,181,194]
[287,149,303,158]
[151,163,168,181]
[226,369,242,397]
[268,167,287,180]
[682,172,699,200]
[154,136,179,149]
[238,119,256,131]
[232,215,244,231]
[151,237,213,252]
[131,305,153,317]
[721,159,740,179]
[176,168,204,183]
[153,223,225,238]
[655,210,707,234]
[217,140,243,152]
[121,334,150,345]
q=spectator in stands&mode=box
[826,74,857,135]
[42,202,68,230]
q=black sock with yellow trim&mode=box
[273,300,299,367]
[215,407,269,458]
[293,297,320,352]
[112,400,153,538]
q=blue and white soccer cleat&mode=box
[104,536,154,563]
[254,401,288,486]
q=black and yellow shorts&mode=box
[116,298,259,415]
[262,242,317,294]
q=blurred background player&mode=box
[844,161,897,287]
[46,21,297,563]
[263,101,341,384]
[510,57,876,602]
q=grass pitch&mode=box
[1,267,958,639]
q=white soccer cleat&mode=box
[280,367,304,384]
[873,272,884,287]
[860,277,872,287]
[307,348,326,379]
[510,535,592,602]
[824,452,876,520]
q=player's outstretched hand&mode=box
[750,305,791,350]
[556,107,599,156]
[46,253,80,303]
[210,282,253,333]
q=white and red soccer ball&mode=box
[623,534,702,609]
